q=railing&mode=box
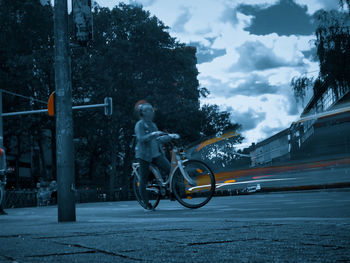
[2,188,128,208]
[3,190,37,208]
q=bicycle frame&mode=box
[131,146,196,194]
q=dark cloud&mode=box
[189,41,226,64]
[231,41,305,72]
[302,47,317,62]
[230,74,279,96]
[237,0,315,36]
[227,107,266,131]
[172,7,192,33]
[202,74,279,98]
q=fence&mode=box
[2,188,130,208]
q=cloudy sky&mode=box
[95,0,340,144]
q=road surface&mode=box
[0,188,350,262]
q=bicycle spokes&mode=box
[172,160,215,208]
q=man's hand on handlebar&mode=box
[151,131,165,137]
[168,133,180,140]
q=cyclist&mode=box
[134,101,177,210]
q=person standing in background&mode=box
[0,147,7,215]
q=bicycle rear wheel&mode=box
[133,175,161,210]
[171,160,215,209]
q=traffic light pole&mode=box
[2,102,110,117]
[54,0,76,222]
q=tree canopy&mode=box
[1,1,243,195]
[291,5,350,104]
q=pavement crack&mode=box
[145,228,192,232]
[53,241,144,261]
[24,250,96,258]
[187,238,265,246]
[0,254,17,261]
[301,242,346,250]
[0,234,32,238]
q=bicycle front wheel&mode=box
[133,175,161,210]
[171,160,215,209]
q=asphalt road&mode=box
[1,188,350,262]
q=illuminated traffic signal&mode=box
[47,92,55,117]
[72,0,93,46]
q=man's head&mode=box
[135,101,155,121]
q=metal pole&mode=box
[2,103,108,117]
[54,0,76,222]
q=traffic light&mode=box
[72,0,93,46]
[47,92,55,117]
[104,97,113,116]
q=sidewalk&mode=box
[1,189,350,262]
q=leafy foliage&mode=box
[1,2,243,195]
[291,7,350,104]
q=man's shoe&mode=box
[170,193,176,201]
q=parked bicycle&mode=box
[131,133,216,209]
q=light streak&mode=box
[187,178,296,191]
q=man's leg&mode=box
[152,155,171,176]
[152,155,176,200]
[138,159,151,207]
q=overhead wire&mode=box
[0,89,47,104]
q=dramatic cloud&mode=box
[237,0,316,36]
[220,5,239,26]
[227,107,266,131]
[231,41,304,72]
[302,47,318,62]
[261,125,287,137]
[190,41,226,64]
[172,6,192,33]
[230,74,279,96]
[316,0,340,10]
[201,74,280,98]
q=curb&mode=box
[259,182,350,193]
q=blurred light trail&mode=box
[188,178,296,191]
[294,103,350,124]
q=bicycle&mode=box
[131,133,216,210]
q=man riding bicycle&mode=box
[134,101,178,210]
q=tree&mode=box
[0,0,55,185]
[186,104,244,171]
[291,8,350,104]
